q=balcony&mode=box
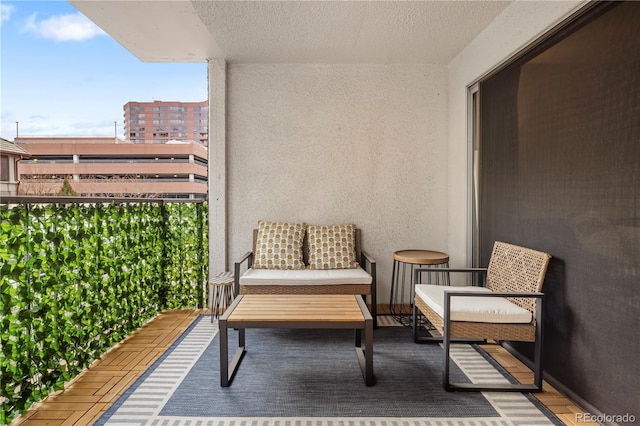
[2,1,638,423]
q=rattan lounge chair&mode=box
[412,241,551,392]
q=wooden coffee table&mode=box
[218,294,374,386]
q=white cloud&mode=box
[1,4,15,22]
[21,12,106,42]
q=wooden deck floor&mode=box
[9,308,594,426]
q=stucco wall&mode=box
[226,64,448,302]
[213,3,589,300]
[446,0,588,267]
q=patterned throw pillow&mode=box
[307,224,358,269]
[253,221,306,270]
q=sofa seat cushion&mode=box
[240,267,372,286]
[415,284,532,324]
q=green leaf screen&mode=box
[0,200,208,424]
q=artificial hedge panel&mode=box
[0,201,208,424]
[163,203,207,309]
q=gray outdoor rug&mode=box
[96,315,561,425]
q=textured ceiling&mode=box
[70,1,512,64]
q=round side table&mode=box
[209,272,235,322]
[389,249,449,326]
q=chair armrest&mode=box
[414,267,487,287]
[415,267,487,274]
[234,251,254,295]
[443,290,544,300]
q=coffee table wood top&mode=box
[226,294,366,324]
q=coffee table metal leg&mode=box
[219,318,229,386]
[354,319,374,386]
[364,317,374,386]
[354,295,375,386]
[219,320,246,387]
[228,328,246,385]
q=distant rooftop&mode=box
[1,138,31,156]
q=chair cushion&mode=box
[415,284,532,324]
[240,267,372,286]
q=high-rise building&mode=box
[123,100,208,145]
[16,136,208,199]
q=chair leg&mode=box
[443,331,544,392]
[532,333,544,391]
[412,303,418,342]
[443,316,451,391]
[441,292,544,392]
[533,299,545,391]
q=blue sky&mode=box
[0,1,207,140]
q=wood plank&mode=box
[54,385,102,395]
[59,410,87,426]
[31,402,95,412]
[19,419,65,426]
[67,402,109,426]
[42,395,102,404]
[98,371,139,403]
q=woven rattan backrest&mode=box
[485,241,551,318]
[251,228,362,267]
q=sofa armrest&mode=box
[360,250,376,265]
[360,250,376,283]
[360,250,377,328]
[234,251,254,295]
